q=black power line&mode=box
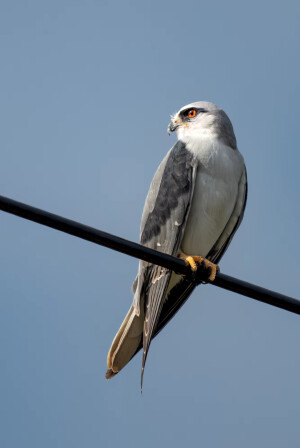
[0,194,299,315]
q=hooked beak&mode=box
[167,121,179,134]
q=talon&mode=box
[206,265,212,278]
[179,253,219,282]
[203,259,219,282]
[185,256,199,272]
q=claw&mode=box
[180,254,219,282]
[185,256,198,271]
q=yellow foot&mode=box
[179,254,219,282]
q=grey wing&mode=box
[149,164,248,343]
[132,158,247,380]
[137,141,198,385]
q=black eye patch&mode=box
[180,107,207,120]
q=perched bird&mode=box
[106,101,247,387]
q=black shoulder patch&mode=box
[141,141,194,245]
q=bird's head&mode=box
[168,101,237,149]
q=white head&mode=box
[168,101,237,150]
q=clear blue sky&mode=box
[0,1,299,447]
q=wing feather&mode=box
[133,144,247,388]
[140,164,247,352]
[137,141,198,385]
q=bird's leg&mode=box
[178,252,219,283]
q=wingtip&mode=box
[140,367,145,394]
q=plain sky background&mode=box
[0,1,299,447]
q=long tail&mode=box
[106,304,144,379]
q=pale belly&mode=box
[179,169,238,257]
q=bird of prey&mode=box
[106,101,247,387]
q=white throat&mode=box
[177,126,220,169]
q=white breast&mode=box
[180,136,244,257]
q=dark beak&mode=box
[167,122,179,134]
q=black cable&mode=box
[0,195,299,315]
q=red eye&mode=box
[188,109,197,118]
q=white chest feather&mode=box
[180,136,244,256]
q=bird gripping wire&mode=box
[0,194,299,315]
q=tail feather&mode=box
[106,302,144,379]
